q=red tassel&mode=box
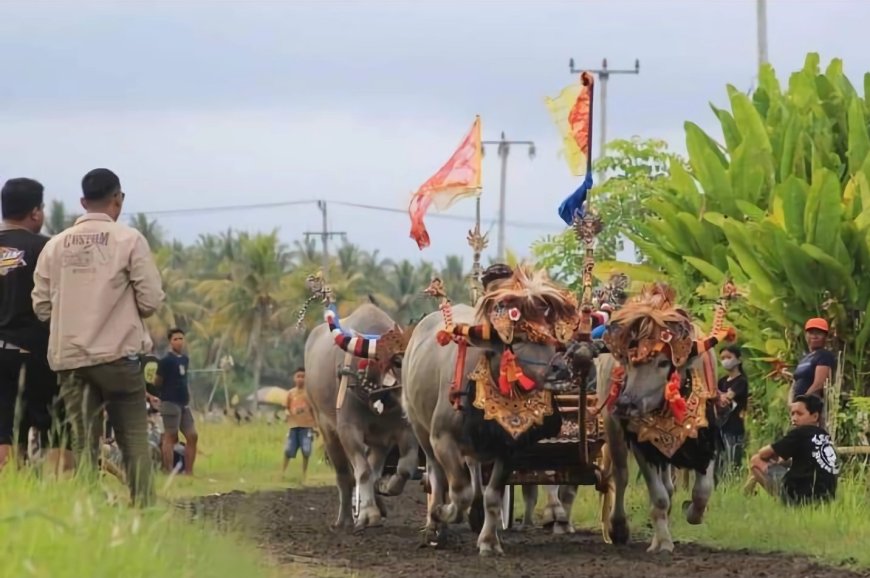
[664,371,687,423]
[498,373,511,397]
[498,350,536,396]
[605,366,625,411]
[516,373,536,392]
[436,330,453,346]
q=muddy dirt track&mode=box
[182,485,867,578]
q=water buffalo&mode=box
[402,266,588,555]
[305,302,419,531]
[595,283,725,553]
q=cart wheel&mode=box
[469,495,485,533]
[501,485,515,530]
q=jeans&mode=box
[60,358,154,508]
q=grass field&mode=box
[2,418,868,577]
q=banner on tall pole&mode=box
[408,116,482,250]
[544,73,594,178]
[546,72,596,224]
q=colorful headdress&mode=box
[603,282,695,367]
[475,264,579,344]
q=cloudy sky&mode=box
[1,0,867,267]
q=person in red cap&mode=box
[785,318,835,408]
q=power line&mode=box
[132,198,564,232]
[136,199,318,216]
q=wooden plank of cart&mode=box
[478,386,609,530]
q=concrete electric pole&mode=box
[568,58,640,180]
[304,200,346,275]
[481,133,535,262]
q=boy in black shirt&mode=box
[154,328,197,475]
[0,178,64,469]
[749,395,839,505]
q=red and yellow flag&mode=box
[409,116,482,250]
[544,72,594,176]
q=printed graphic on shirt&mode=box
[61,232,113,268]
[0,248,26,275]
[811,433,840,475]
[179,364,186,376]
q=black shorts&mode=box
[0,348,66,448]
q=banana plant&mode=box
[626,53,870,398]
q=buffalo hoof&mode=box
[478,541,505,557]
[542,503,568,526]
[421,524,443,548]
[384,473,409,496]
[552,521,575,535]
[683,500,705,525]
[375,494,388,518]
[330,516,353,533]
[433,503,463,525]
[353,506,383,532]
[646,539,675,554]
[608,518,630,545]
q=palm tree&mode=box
[197,231,291,393]
[384,259,435,324]
[146,246,205,350]
[440,254,468,302]
[43,200,79,235]
[129,213,165,249]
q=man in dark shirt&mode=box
[0,178,65,469]
[749,395,839,505]
[154,328,197,474]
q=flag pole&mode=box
[467,192,487,304]
[573,71,602,337]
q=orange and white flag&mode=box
[409,116,482,250]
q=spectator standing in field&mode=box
[154,328,197,475]
[786,318,835,404]
[282,367,315,481]
[715,345,749,479]
[32,168,164,507]
[749,395,839,505]
[0,178,68,470]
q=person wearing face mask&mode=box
[749,395,839,505]
[715,345,749,479]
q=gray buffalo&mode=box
[402,295,584,555]
[305,302,419,531]
[595,283,723,553]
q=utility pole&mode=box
[304,200,346,275]
[568,58,640,180]
[482,133,535,262]
[757,0,768,70]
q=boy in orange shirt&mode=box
[282,367,315,481]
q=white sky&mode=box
[1,0,867,266]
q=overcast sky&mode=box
[1,0,867,267]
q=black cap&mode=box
[81,168,121,200]
[481,263,513,288]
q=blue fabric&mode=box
[156,353,190,405]
[591,325,607,339]
[558,172,594,225]
[327,304,380,340]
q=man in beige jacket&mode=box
[32,168,164,507]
